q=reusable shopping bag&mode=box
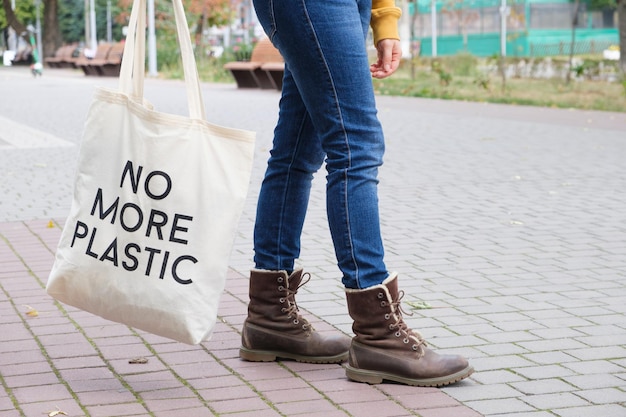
[46,0,255,344]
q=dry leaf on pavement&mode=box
[24,305,39,317]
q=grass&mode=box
[373,57,626,113]
[374,72,626,112]
[159,55,235,84]
[161,53,626,113]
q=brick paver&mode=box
[1,65,625,416]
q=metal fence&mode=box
[529,39,617,56]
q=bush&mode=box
[446,52,479,76]
[431,60,452,86]
[152,31,234,83]
[224,37,257,62]
[156,35,184,71]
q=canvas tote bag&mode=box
[46,0,255,345]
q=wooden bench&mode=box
[91,41,125,76]
[10,48,33,66]
[224,37,284,90]
[261,61,285,90]
[44,44,77,68]
[62,45,85,69]
[75,43,112,76]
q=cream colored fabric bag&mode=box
[47,0,255,344]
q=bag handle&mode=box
[118,0,205,120]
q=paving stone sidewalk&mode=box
[1,66,626,416]
[0,219,478,417]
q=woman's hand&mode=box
[370,38,402,79]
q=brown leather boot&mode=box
[345,273,474,386]
[240,268,350,363]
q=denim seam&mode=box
[274,111,311,270]
[267,0,277,40]
[298,0,360,287]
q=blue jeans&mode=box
[252,0,388,289]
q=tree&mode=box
[409,0,419,80]
[587,0,624,73]
[618,0,626,73]
[114,0,236,69]
[566,0,582,84]
[2,0,31,43]
[0,0,59,59]
[43,0,61,58]
[566,0,624,80]
[441,0,479,51]
[186,0,237,53]
[58,0,84,42]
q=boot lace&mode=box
[279,272,312,331]
[387,290,427,356]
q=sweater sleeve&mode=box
[371,0,402,45]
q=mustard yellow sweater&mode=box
[371,0,402,45]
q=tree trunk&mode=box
[195,15,204,48]
[617,0,626,75]
[2,0,28,42]
[410,0,417,80]
[194,7,208,60]
[566,0,580,84]
[43,0,61,58]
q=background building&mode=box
[408,0,619,56]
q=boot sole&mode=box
[345,364,474,387]
[240,346,348,364]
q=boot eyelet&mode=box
[293,319,299,325]
[412,345,419,351]
[380,301,387,307]
[302,324,308,330]
[281,308,287,312]
[384,314,390,320]
[389,324,395,330]
[277,277,284,283]
[287,315,292,319]
[395,331,401,337]
[278,286,284,291]
[377,293,384,299]
[403,338,409,344]
[279,298,285,303]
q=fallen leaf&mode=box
[24,305,39,317]
[407,301,432,310]
[47,220,55,228]
[128,357,148,364]
[47,406,68,416]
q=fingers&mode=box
[380,40,394,73]
[371,39,401,79]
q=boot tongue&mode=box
[284,269,313,330]
[383,273,399,299]
[287,269,304,290]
